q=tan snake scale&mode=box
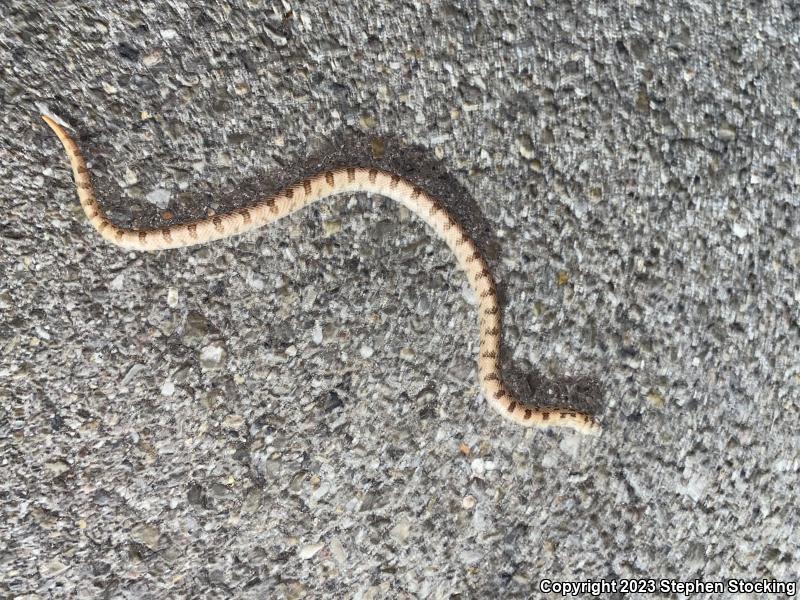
[43,115,601,435]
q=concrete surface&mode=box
[1,0,798,598]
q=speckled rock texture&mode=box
[1,1,798,598]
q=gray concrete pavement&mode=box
[1,1,798,597]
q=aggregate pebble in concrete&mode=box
[1,0,798,598]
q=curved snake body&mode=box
[42,115,600,435]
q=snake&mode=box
[42,114,601,435]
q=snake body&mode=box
[42,115,600,435]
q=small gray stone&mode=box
[130,524,161,551]
[199,343,226,370]
[39,558,69,578]
[145,187,171,208]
